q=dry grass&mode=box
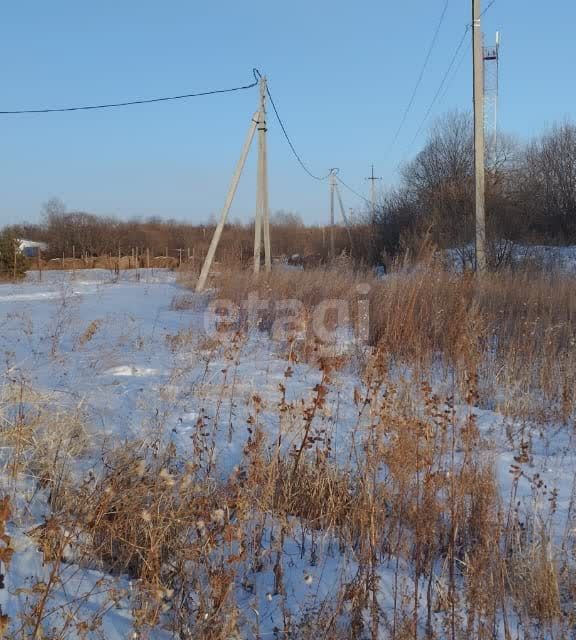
[1,260,575,638]
[203,260,576,421]
[9,363,570,638]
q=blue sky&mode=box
[0,1,574,227]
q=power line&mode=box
[264,81,332,182]
[481,0,497,18]
[403,25,470,156]
[400,0,498,159]
[387,0,450,152]
[336,176,371,205]
[264,77,368,202]
[439,40,470,105]
[0,74,259,115]
[264,81,369,206]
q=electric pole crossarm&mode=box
[196,112,259,292]
[365,165,382,224]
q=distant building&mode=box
[18,239,48,258]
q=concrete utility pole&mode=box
[334,183,350,227]
[365,165,382,224]
[473,0,487,271]
[196,74,271,292]
[254,76,271,274]
[334,181,354,253]
[329,172,336,259]
[261,79,271,273]
[328,171,353,259]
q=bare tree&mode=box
[402,111,474,195]
[41,197,67,219]
[377,111,524,267]
[400,111,474,259]
[521,122,576,241]
[271,210,304,227]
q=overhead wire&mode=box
[400,0,499,161]
[343,1,498,196]
[263,73,369,203]
[403,25,470,156]
[335,176,371,205]
[0,0,499,195]
[481,0,497,18]
[386,0,450,152]
[264,80,333,182]
[439,40,470,105]
[0,73,259,115]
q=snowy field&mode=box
[0,268,574,638]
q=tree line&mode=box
[1,112,575,272]
[1,200,366,266]
[374,112,576,267]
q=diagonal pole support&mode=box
[196,112,259,292]
[334,182,354,254]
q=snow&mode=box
[444,243,576,272]
[103,365,161,377]
[0,267,573,637]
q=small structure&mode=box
[18,239,48,258]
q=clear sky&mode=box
[1,1,574,227]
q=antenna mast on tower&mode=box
[483,31,500,168]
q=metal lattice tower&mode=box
[483,32,500,168]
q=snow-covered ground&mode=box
[0,269,573,638]
[444,243,576,272]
